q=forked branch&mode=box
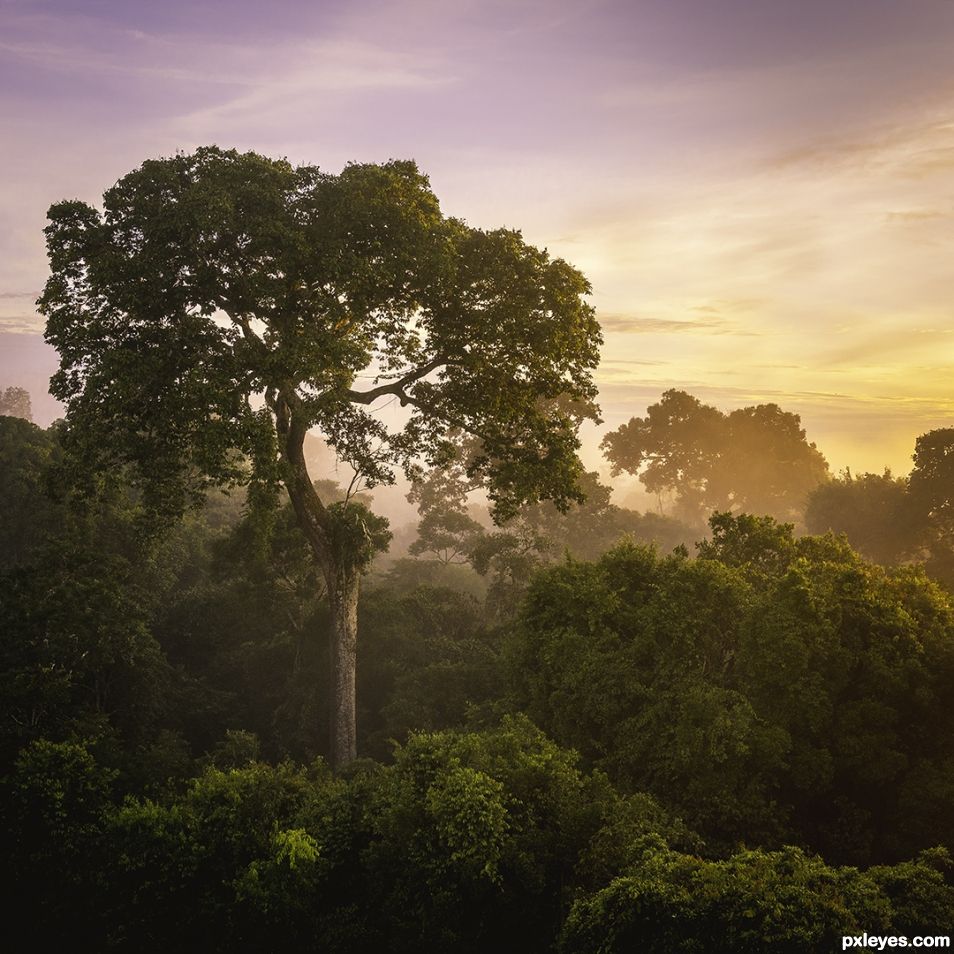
[345,357,448,406]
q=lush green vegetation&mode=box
[2,410,953,950]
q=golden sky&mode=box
[2,0,953,477]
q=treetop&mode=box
[40,147,601,522]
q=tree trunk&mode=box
[273,391,366,769]
[326,565,361,768]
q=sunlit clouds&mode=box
[3,0,954,475]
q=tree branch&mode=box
[345,357,448,406]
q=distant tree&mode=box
[909,429,954,522]
[710,403,830,519]
[39,147,601,766]
[0,417,60,569]
[804,431,954,590]
[804,469,924,565]
[909,429,954,591]
[408,459,694,616]
[600,389,722,522]
[0,386,32,422]
[407,447,486,566]
[601,389,828,525]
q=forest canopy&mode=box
[2,399,953,950]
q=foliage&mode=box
[39,145,600,529]
[358,716,673,954]
[4,724,950,953]
[910,429,954,522]
[804,469,924,565]
[804,431,954,591]
[910,429,954,590]
[0,415,61,569]
[409,463,694,617]
[357,581,502,759]
[2,739,117,946]
[601,389,829,525]
[512,536,787,846]
[560,842,952,953]
[0,546,171,766]
[0,385,32,421]
[0,720,686,953]
[100,758,346,951]
[513,515,954,862]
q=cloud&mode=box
[884,209,950,224]
[159,37,457,148]
[0,9,456,141]
[766,114,954,179]
[818,325,954,367]
[0,315,44,334]
[598,307,766,338]
[597,379,954,417]
[599,313,727,334]
[0,37,257,86]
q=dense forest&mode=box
[2,148,953,951]
[2,393,954,952]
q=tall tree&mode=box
[38,147,601,766]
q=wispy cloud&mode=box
[0,37,257,85]
[0,315,44,334]
[819,325,954,367]
[170,40,455,139]
[884,209,950,225]
[766,114,954,178]
[599,313,727,334]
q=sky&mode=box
[2,0,954,484]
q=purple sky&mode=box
[3,0,954,480]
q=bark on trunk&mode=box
[326,567,360,768]
[273,389,364,770]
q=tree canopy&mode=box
[601,389,828,525]
[804,469,924,566]
[3,413,954,950]
[41,147,600,522]
[804,430,954,591]
[513,515,954,863]
[0,386,32,422]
